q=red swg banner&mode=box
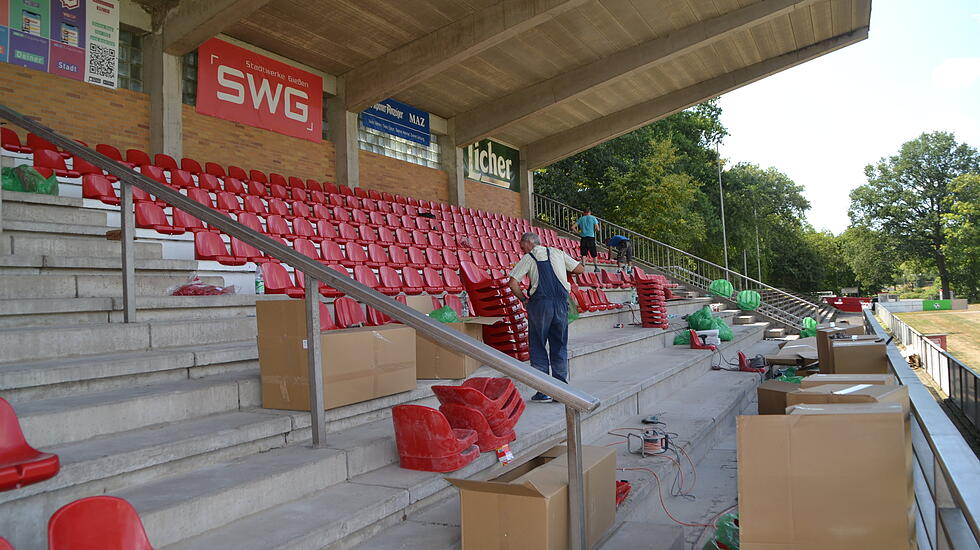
[196,38,323,142]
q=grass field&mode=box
[897,304,980,371]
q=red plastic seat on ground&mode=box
[432,377,524,434]
[194,232,243,265]
[439,402,516,452]
[48,496,152,550]
[135,203,185,235]
[82,175,119,205]
[334,296,367,328]
[0,397,59,491]
[35,149,80,178]
[261,263,304,298]
[392,405,480,472]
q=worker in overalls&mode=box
[509,232,585,402]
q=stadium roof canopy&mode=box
[148,0,870,169]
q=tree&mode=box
[803,229,857,293]
[850,132,980,298]
[944,174,980,300]
[839,225,897,294]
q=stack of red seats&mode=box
[459,261,530,361]
[391,404,481,472]
[431,377,524,452]
[635,276,669,329]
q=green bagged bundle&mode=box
[1,165,59,195]
[567,294,580,323]
[712,512,740,550]
[708,278,734,298]
[799,316,817,338]
[427,306,461,323]
[687,306,716,331]
[673,330,692,345]
[712,317,733,341]
[775,367,803,384]
[736,290,761,311]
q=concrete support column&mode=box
[441,119,465,206]
[519,149,534,220]
[327,79,360,188]
[144,33,183,159]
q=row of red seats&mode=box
[0,495,155,549]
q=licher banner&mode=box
[196,38,323,142]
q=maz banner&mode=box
[464,139,520,191]
[197,37,322,142]
[361,97,430,146]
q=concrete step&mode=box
[0,253,201,274]
[119,445,349,547]
[4,220,111,238]
[569,297,710,339]
[75,274,226,298]
[0,340,257,402]
[11,372,258,447]
[3,199,108,226]
[0,317,255,363]
[0,275,80,300]
[9,234,162,259]
[0,294,256,327]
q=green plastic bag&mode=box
[1,165,59,195]
[708,279,734,298]
[712,317,733,341]
[799,316,817,338]
[673,330,692,345]
[736,290,761,311]
[713,512,740,550]
[427,306,460,323]
[567,294,580,323]
[687,306,716,331]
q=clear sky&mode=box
[718,0,980,235]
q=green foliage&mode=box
[944,174,980,300]
[838,225,897,294]
[850,132,980,298]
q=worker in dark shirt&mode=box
[606,235,633,272]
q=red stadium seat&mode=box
[125,149,151,166]
[366,304,393,327]
[230,237,265,263]
[139,164,168,186]
[387,245,408,267]
[354,186,369,199]
[228,165,248,181]
[365,243,388,268]
[293,238,322,263]
[71,154,115,182]
[236,212,264,233]
[338,184,354,196]
[307,179,323,192]
[48,496,152,550]
[291,187,308,202]
[442,268,465,293]
[243,195,267,215]
[216,192,243,213]
[0,397,60,491]
[204,161,226,178]
[268,198,291,218]
[337,222,359,244]
[334,296,366,328]
[172,209,208,233]
[181,157,204,174]
[312,204,331,221]
[1,127,30,153]
[288,176,305,189]
[322,181,339,194]
[154,153,179,172]
[265,215,296,240]
[406,246,426,269]
[345,244,369,266]
[377,226,396,246]
[261,263,304,298]
[247,180,267,197]
[195,232,243,265]
[34,149,80,178]
[96,144,134,168]
[223,177,246,195]
[250,169,269,184]
[315,220,339,241]
[27,133,67,158]
[378,266,407,295]
[135,202,185,234]
[319,241,346,266]
[316,264,351,298]
[292,217,316,241]
[197,173,222,192]
[400,268,425,295]
[170,169,195,189]
[391,404,479,473]
[186,187,215,209]
[82,175,119,205]
[424,248,445,269]
[422,267,445,294]
[269,184,289,200]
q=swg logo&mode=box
[215,66,310,123]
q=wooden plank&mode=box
[597,0,656,43]
[809,0,835,42]
[788,2,815,48]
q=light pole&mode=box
[716,141,729,277]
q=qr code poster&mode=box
[83,0,119,89]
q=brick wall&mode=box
[0,63,150,152]
[360,149,448,204]
[465,179,521,218]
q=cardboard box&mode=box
[756,380,801,415]
[256,300,417,411]
[738,403,914,549]
[800,373,898,388]
[785,383,909,413]
[815,321,865,335]
[403,294,439,314]
[448,445,615,550]
[416,322,484,379]
[766,337,818,367]
[831,339,890,375]
[816,327,881,373]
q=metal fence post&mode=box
[565,405,587,550]
[304,279,328,447]
[119,182,136,322]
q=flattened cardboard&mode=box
[786,383,909,413]
[256,300,416,411]
[738,403,914,549]
[831,339,890,375]
[800,373,898,389]
[756,380,801,415]
[767,337,818,367]
[448,445,615,550]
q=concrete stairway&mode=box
[757,288,836,324]
[0,191,769,549]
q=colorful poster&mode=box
[51,0,85,49]
[196,38,323,142]
[8,28,48,71]
[0,26,8,63]
[83,0,118,88]
[49,40,83,80]
[464,139,521,191]
[9,0,50,38]
[361,98,430,146]
[922,300,952,311]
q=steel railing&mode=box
[0,105,599,550]
[531,194,825,328]
[864,310,980,549]
[876,304,980,433]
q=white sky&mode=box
[717,0,980,234]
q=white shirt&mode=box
[509,246,580,295]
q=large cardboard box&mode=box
[816,327,880,373]
[256,300,417,411]
[403,294,439,314]
[738,403,915,549]
[416,322,484,379]
[831,339,890,375]
[448,445,616,550]
[785,383,909,413]
[800,373,898,388]
[756,380,801,415]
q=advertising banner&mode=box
[922,300,952,311]
[361,97,430,146]
[8,27,46,70]
[464,139,520,191]
[49,38,82,79]
[0,26,8,62]
[9,0,49,37]
[83,0,118,88]
[52,0,85,49]
[196,37,323,142]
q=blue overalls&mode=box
[526,247,569,391]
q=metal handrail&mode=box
[864,310,980,548]
[531,193,823,327]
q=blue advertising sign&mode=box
[0,26,8,63]
[361,98,430,146]
[8,28,48,71]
